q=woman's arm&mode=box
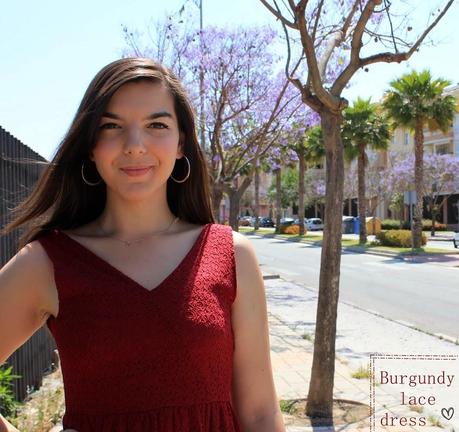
[0,414,19,432]
[0,242,57,432]
[230,231,286,432]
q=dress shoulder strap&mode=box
[206,223,237,304]
[36,229,66,271]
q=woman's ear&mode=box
[177,133,186,158]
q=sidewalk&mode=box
[264,275,459,432]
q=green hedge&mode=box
[376,230,427,248]
[381,219,402,230]
[380,219,447,231]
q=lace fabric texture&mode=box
[37,223,240,432]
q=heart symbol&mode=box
[441,407,454,421]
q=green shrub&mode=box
[376,230,426,247]
[421,219,446,231]
[403,220,446,231]
[0,363,21,417]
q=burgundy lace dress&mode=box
[37,222,241,431]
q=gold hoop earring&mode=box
[81,160,102,186]
[170,155,190,183]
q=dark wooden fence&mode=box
[0,125,57,402]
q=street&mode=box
[247,233,459,341]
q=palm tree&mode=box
[286,124,325,235]
[342,98,391,244]
[383,70,456,248]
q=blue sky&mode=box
[1,0,458,160]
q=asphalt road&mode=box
[247,233,459,341]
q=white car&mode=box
[306,218,324,231]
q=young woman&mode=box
[0,58,285,432]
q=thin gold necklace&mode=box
[96,216,180,247]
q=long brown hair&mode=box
[1,58,215,249]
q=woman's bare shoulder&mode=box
[231,229,251,249]
[1,239,59,320]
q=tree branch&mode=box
[341,0,362,40]
[330,0,382,96]
[311,0,325,42]
[317,0,361,79]
[295,3,340,110]
[259,0,298,29]
[350,0,382,66]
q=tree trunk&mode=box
[399,196,404,229]
[372,211,376,236]
[254,162,260,231]
[275,168,282,234]
[306,112,344,419]
[228,189,240,232]
[299,147,306,236]
[211,183,224,224]
[412,118,424,249]
[225,176,252,232]
[431,198,438,237]
[357,143,367,244]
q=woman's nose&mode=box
[123,127,146,154]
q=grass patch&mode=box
[351,364,371,379]
[409,405,424,413]
[427,415,443,428]
[240,228,458,256]
[301,332,315,342]
[279,399,297,413]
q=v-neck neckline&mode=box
[57,222,212,295]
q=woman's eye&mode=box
[99,123,119,130]
[98,122,168,130]
[149,122,168,129]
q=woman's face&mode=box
[90,80,183,201]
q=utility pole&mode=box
[198,0,206,152]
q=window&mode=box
[404,132,410,146]
[436,143,453,155]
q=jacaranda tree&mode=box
[123,17,301,228]
[259,0,455,419]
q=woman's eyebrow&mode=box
[101,111,173,120]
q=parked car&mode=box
[248,216,261,227]
[238,216,252,226]
[305,218,324,231]
[280,217,295,226]
[259,217,275,227]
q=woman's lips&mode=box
[120,166,153,177]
